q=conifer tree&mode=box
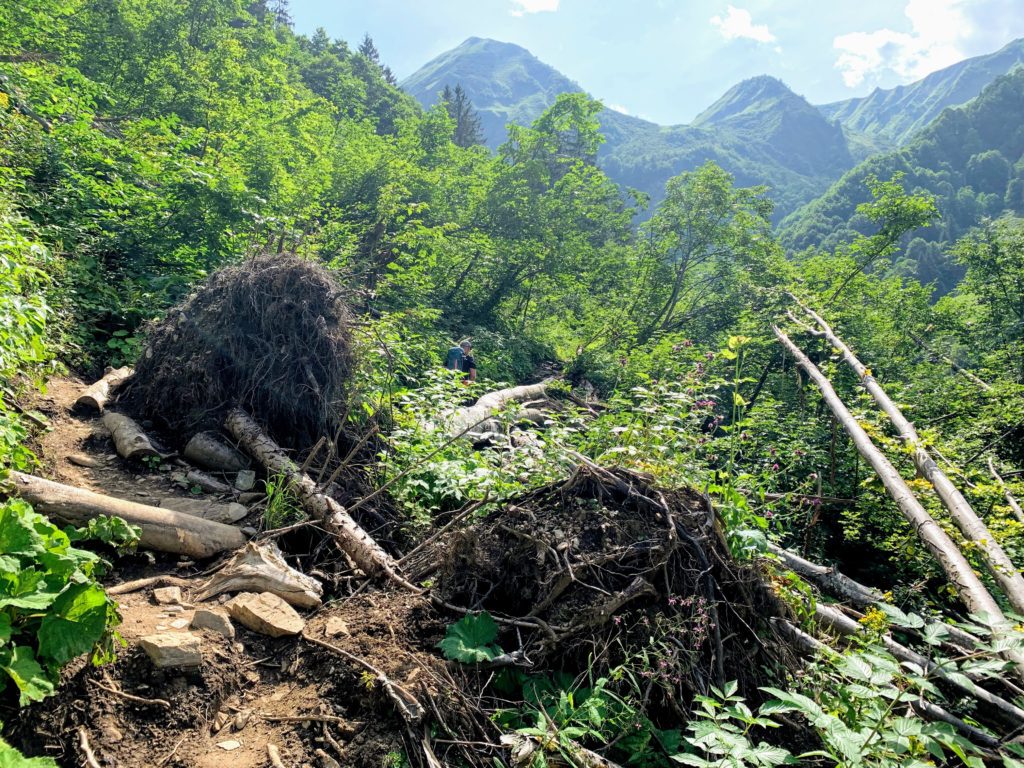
[441,83,484,148]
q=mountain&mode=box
[820,38,1024,146]
[403,40,857,219]
[780,68,1024,293]
[401,37,581,148]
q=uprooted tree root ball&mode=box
[122,254,355,448]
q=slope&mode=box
[820,38,1024,146]
[402,39,856,219]
[780,68,1024,293]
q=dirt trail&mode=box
[8,377,424,768]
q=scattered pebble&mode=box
[234,469,257,491]
[192,607,236,639]
[139,632,202,669]
[216,740,242,751]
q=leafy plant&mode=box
[0,499,137,706]
[438,612,503,663]
[261,474,304,530]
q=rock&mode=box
[216,740,242,751]
[228,592,305,638]
[159,498,248,524]
[241,526,257,537]
[192,608,236,639]
[170,618,190,629]
[153,586,183,605]
[162,605,185,614]
[139,632,202,669]
[67,453,102,468]
[239,492,264,505]
[234,470,257,491]
[325,617,351,638]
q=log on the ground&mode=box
[183,431,249,472]
[103,411,160,462]
[814,601,1024,730]
[225,409,416,591]
[795,298,1024,615]
[766,543,882,606]
[75,366,133,412]
[6,471,247,558]
[441,381,551,437]
[158,497,249,524]
[773,326,1004,622]
[199,541,323,609]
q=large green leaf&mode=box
[0,736,59,768]
[0,646,54,706]
[36,583,109,666]
[0,502,45,558]
[437,612,503,663]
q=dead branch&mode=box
[795,298,1024,615]
[767,543,883,606]
[302,632,425,726]
[78,727,100,768]
[908,331,992,392]
[226,408,416,591]
[440,381,551,438]
[88,677,171,709]
[106,575,196,596]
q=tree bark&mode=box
[813,601,1024,729]
[441,381,551,438]
[75,367,133,412]
[796,300,1024,615]
[766,543,882,606]
[989,457,1024,524]
[772,325,1004,621]
[224,409,417,591]
[6,471,246,558]
[198,541,323,609]
[183,431,249,472]
[103,411,160,462]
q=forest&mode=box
[1,1,1024,767]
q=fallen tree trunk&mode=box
[773,617,1001,750]
[794,300,1024,615]
[183,431,249,472]
[6,472,246,558]
[225,409,417,591]
[766,543,882,606]
[990,457,1024,524]
[772,325,1004,620]
[814,601,1024,730]
[103,411,160,462]
[75,367,133,412]
[441,381,551,437]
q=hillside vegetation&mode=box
[2,3,1024,767]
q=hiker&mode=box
[445,339,477,383]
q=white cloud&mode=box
[509,0,559,16]
[710,6,776,44]
[608,103,630,114]
[834,0,972,87]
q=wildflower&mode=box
[772,463,779,471]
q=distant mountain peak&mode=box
[692,75,807,127]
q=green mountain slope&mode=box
[402,39,856,219]
[820,38,1024,145]
[781,68,1024,292]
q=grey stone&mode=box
[228,592,305,638]
[139,632,202,669]
[153,586,183,605]
[234,470,257,492]
[191,608,236,639]
[169,618,190,629]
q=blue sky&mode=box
[287,0,1024,124]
